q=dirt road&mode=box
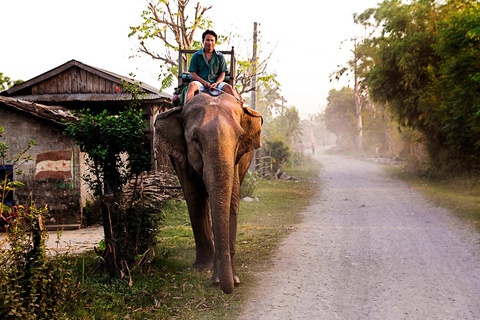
[240,150,480,319]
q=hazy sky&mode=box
[1,0,380,118]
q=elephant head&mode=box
[155,93,262,293]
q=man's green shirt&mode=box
[188,48,228,83]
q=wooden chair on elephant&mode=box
[173,47,236,106]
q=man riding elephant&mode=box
[185,30,239,104]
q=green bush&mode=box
[113,196,165,266]
[292,151,306,167]
[82,199,102,226]
[0,204,75,320]
[264,139,291,171]
[63,80,159,277]
[240,171,259,198]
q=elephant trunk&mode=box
[204,155,235,294]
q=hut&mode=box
[0,60,173,228]
[1,59,172,169]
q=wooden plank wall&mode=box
[31,67,119,94]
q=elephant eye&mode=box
[191,137,201,146]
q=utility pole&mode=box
[353,37,363,153]
[251,22,258,112]
[249,22,258,172]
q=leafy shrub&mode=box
[264,139,291,171]
[0,127,75,319]
[292,151,306,167]
[82,199,102,226]
[0,204,75,320]
[112,196,165,267]
[240,171,259,198]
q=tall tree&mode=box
[324,87,356,150]
[129,1,213,90]
[129,1,277,95]
[433,1,480,168]
[353,38,363,152]
[64,81,154,277]
[354,0,480,170]
[353,0,446,164]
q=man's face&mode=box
[203,34,216,53]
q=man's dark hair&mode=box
[202,30,217,42]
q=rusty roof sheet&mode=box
[0,96,75,125]
[9,93,170,103]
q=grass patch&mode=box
[384,165,480,231]
[60,161,321,319]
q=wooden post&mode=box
[230,46,236,85]
[251,22,258,112]
[178,47,183,86]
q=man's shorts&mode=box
[191,81,227,96]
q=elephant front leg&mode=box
[173,160,214,272]
[190,198,215,272]
[212,166,241,285]
[229,169,241,285]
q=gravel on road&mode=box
[239,151,480,320]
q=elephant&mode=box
[155,92,262,294]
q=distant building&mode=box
[0,60,172,228]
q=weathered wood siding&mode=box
[31,67,120,95]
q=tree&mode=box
[128,1,213,90]
[433,2,480,169]
[252,76,285,126]
[253,78,302,146]
[331,23,379,153]
[353,0,480,171]
[234,49,278,95]
[324,87,356,150]
[64,80,156,277]
[360,1,440,135]
[353,38,364,152]
[0,73,23,91]
[129,0,277,95]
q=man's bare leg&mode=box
[222,84,240,100]
[185,82,199,104]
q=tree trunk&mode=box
[354,38,363,153]
[101,200,118,277]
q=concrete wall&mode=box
[0,107,83,225]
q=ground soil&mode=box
[239,150,480,319]
[1,224,104,254]
[44,223,104,254]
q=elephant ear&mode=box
[236,106,262,164]
[155,107,187,168]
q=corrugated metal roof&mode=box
[9,93,169,103]
[91,66,162,94]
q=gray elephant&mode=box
[155,93,262,294]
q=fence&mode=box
[254,156,274,177]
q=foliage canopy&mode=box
[347,0,480,171]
